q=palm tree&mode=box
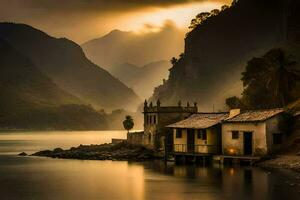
[123,115,134,133]
[170,57,178,66]
[265,49,300,106]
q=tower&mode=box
[143,100,198,149]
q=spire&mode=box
[178,100,182,107]
[157,99,161,107]
[144,100,148,107]
[194,102,197,107]
[150,102,153,107]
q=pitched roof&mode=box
[167,113,229,129]
[225,108,284,123]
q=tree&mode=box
[210,9,220,16]
[170,57,178,65]
[221,5,229,11]
[189,12,211,29]
[123,115,134,133]
[240,48,300,109]
[264,49,300,106]
[226,96,243,109]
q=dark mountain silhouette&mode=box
[0,23,140,111]
[82,22,184,69]
[110,60,171,99]
[150,0,300,111]
[0,38,108,130]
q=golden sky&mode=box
[0,0,231,43]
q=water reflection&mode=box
[138,161,299,200]
[0,131,299,200]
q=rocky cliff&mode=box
[151,0,300,111]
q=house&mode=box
[142,100,198,149]
[222,108,285,156]
[167,113,229,155]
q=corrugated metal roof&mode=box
[225,108,284,122]
[167,113,229,129]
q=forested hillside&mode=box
[0,23,140,111]
[0,39,108,130]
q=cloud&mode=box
[0,0,231,42]
[1,0,230,15]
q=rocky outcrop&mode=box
[32,142,161,161]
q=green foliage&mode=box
[240,48,300,109]
[123,115,134,133]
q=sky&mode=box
[0,0,231,43]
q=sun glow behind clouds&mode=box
[118,2,224,33]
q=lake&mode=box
[0,131,299,200]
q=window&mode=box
[197,129,207,140]
[149,115,152,124]
[176,129,182,138]
[146,116,149,124]
[232,131,239,139]
[273,133,283,145]
[153,115,157,124]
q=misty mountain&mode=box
[110,61,171,99]
[82,22,184,69]
[0,23,140,111]
[151,0,300,111]
[0,38,108,130]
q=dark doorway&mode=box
[187,129,195,153]
[243,132,253,155]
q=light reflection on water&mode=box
[0,130,127,154]
[0,131,299,200]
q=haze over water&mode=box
[0,131,299,200]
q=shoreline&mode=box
[256,155,300,173]
[29,142,162,162]
[27,142,300,173]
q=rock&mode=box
[18,152,27,156]
[53,148,64,153]
[32,141,158,161]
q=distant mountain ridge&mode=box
[110,60,171,99]
[0,23,140,111]
[82,24,184,69]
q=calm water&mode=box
[0,131,299,200]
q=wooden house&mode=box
[167,113,229,155]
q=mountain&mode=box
[150,0,300,111]
[82,22,184,70]
[0,23,140,111]
[0,38,108,130]
[110,61,171,99]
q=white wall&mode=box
[222,122,267,156]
